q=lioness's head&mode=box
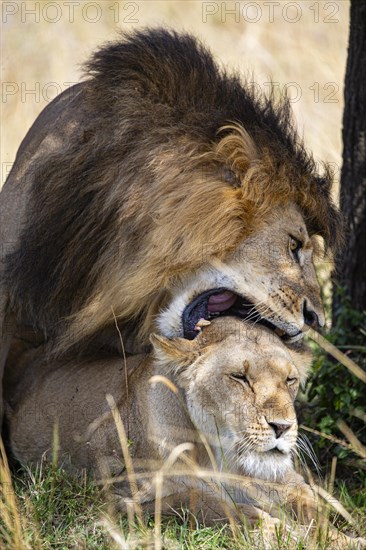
[158,202,325,345]
[152,317,312,481]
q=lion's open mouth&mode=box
[182,288,303,342]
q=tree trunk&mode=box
[333,0,366,319]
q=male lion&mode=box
[5,318,364,547]
[0,29,341,420]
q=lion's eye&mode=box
[230,373,248,384]
[286,377,298,386]
[289,236,303,262]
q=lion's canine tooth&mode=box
[275,328,286,337]
[194,318,211,331]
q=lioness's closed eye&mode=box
[5,318,365,548]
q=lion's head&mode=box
[3,28,342,357]
[158,201,325,343]
[152,316,312,481]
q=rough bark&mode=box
[333,0,366,317]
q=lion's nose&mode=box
[303,300,323,329]
[268,422,291,438]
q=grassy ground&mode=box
[1,452,365,549]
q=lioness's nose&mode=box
[269,422,291,438]
[303,300,324,329]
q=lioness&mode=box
[0,29,342,423]
[5,318,363,547]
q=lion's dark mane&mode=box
[4,28,341,351]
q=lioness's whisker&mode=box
[223,438,254,470]
[300,434,322,476]
[295,435,322,479]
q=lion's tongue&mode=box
[207,291,236,313]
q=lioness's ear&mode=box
[150,334,199,369]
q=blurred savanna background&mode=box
[2,1,366,549]
[2,0,349,185]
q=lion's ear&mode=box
[150,334,199,370]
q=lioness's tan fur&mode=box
[6,318,365,547]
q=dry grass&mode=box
[0,439,26,548]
